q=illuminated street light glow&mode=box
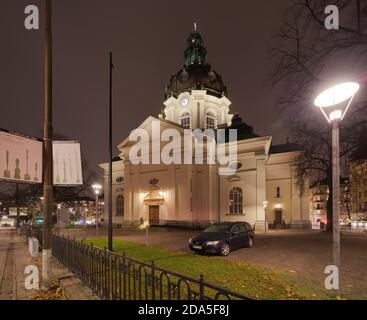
[314,82,359,108]
[314,82,360,123]
[92,183,103,195]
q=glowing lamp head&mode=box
[314,82,359,123]
[92,183,103,195]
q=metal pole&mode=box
[16,183,20,229]
[96,193,99,236]
[108,52,113,251]
[332,120,341,292]
[42,0,53,290]
[145,225,149,245]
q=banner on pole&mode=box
[52,141,83,186]
[0,130,43,184]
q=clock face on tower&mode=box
[180,98,189,107]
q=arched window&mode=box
[206,111,216,129]
[180,112,191,128]
[116,195,124,216]
[229,187,243,214]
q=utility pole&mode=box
[16,183,20,228]
[108,52,113,251]
[42,0,54,290]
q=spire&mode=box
[184,24,207,67]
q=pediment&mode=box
[118,116,184,150]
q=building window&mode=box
[116,195,124,216]
[180,112,191,128]
[229,187,243,214]
[206,112,216,129]
[276,187,281,198]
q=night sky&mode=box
[1,0,291,180]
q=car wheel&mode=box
[219,242,231,256]
[246,237,254,248]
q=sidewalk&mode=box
[0,229,98,300]
[51,259,99,300]
[0,229,37,299]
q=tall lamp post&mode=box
[92,184,103,236]
[57,203,61,231]
[262,201,269,232]
[314,82,360,292]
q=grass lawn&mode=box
[86,238,338,300]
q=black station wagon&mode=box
[189,222,254,256]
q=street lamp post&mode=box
[92,184,103,236]
[57,203,61,231]
[262,201,269,232]
[314,82,360,293]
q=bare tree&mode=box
[270,0,367,231]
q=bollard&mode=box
[28,237,39,258]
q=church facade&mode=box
[99,27,311,231]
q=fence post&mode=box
[122,252,126,300]
[151,261,155,300]
[104,246,108,300]
[199,274,204,300]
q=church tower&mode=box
[160,24,233,130]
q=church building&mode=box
[99,26,311,231]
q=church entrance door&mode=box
[274,209,283,229]
[149,205,160,225]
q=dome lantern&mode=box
[184,22,207,67]
[164,24,227,99]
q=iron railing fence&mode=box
[21,225,252,300]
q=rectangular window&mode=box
[276,187,281,198]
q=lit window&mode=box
[206,112,216,129]
[229,187,243,214]
[180,112,191,128]
[116,195,124,216]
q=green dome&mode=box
[165,26,227,99]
